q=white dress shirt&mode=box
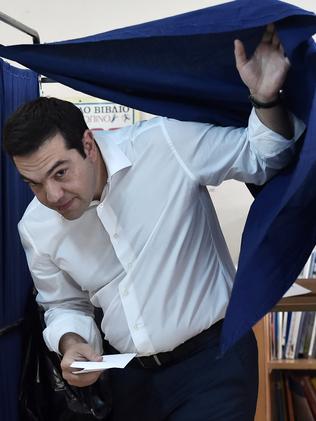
[18,110,305,356]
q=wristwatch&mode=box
[249,91,282,109]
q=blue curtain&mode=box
[0,60,39,421]
[0,0,315,352]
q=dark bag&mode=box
[19,292,112,421]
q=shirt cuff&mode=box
[42,312,103,355]
[248,107,306,159]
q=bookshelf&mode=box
[254,278,316,421]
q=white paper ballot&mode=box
[71,353,136,374]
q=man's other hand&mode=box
[234,23,290,103]
[60,336,103,387]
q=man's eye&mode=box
[55,169,67,178]
[28,182,40,190]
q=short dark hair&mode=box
[3,97,88,158]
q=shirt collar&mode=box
[89,129,132,206]
[93,129,132,179]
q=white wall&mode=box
[0,0,231,44]
[0,0,315,263]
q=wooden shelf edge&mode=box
[256,281,316,421]
[272,278,316,311]
[268,358,316,371]
[296,278,316,292]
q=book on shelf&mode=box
[301,312,316,357]
[288,374,315,421]
[309,315,316,358]
[300,376,316,419]
[285,312,303,359]
[277,312,283,360]
[284,375,295,421]
[275,371,287,421]
[270,311,316,360]
[309,251,316,278]
[274,372,316,421]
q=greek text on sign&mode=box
[75,101,135,130]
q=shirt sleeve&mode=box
[161,108,305,186]
[18,220,103,355]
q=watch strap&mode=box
[249,92,282,109]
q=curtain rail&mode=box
[0,11,40,44]
[0,13,56,82]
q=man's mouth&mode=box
[57,198,75,212]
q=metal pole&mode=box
[0,11,40,44]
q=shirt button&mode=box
[134,322,143,330]
[122,288,129,297]
[99,203,103,208]
[127,262,133,270]
[113,233,119,239]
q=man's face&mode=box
[14,131,99,220]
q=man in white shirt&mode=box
[3,25,305,420]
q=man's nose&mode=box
[45,182,64,203]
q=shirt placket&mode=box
[97,200,155,355]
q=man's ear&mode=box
[82,130,97,160]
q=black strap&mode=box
[249,91,282,109]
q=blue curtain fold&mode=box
[0,0,315,126]
[0,60,39,421]
[0,0,315,353]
